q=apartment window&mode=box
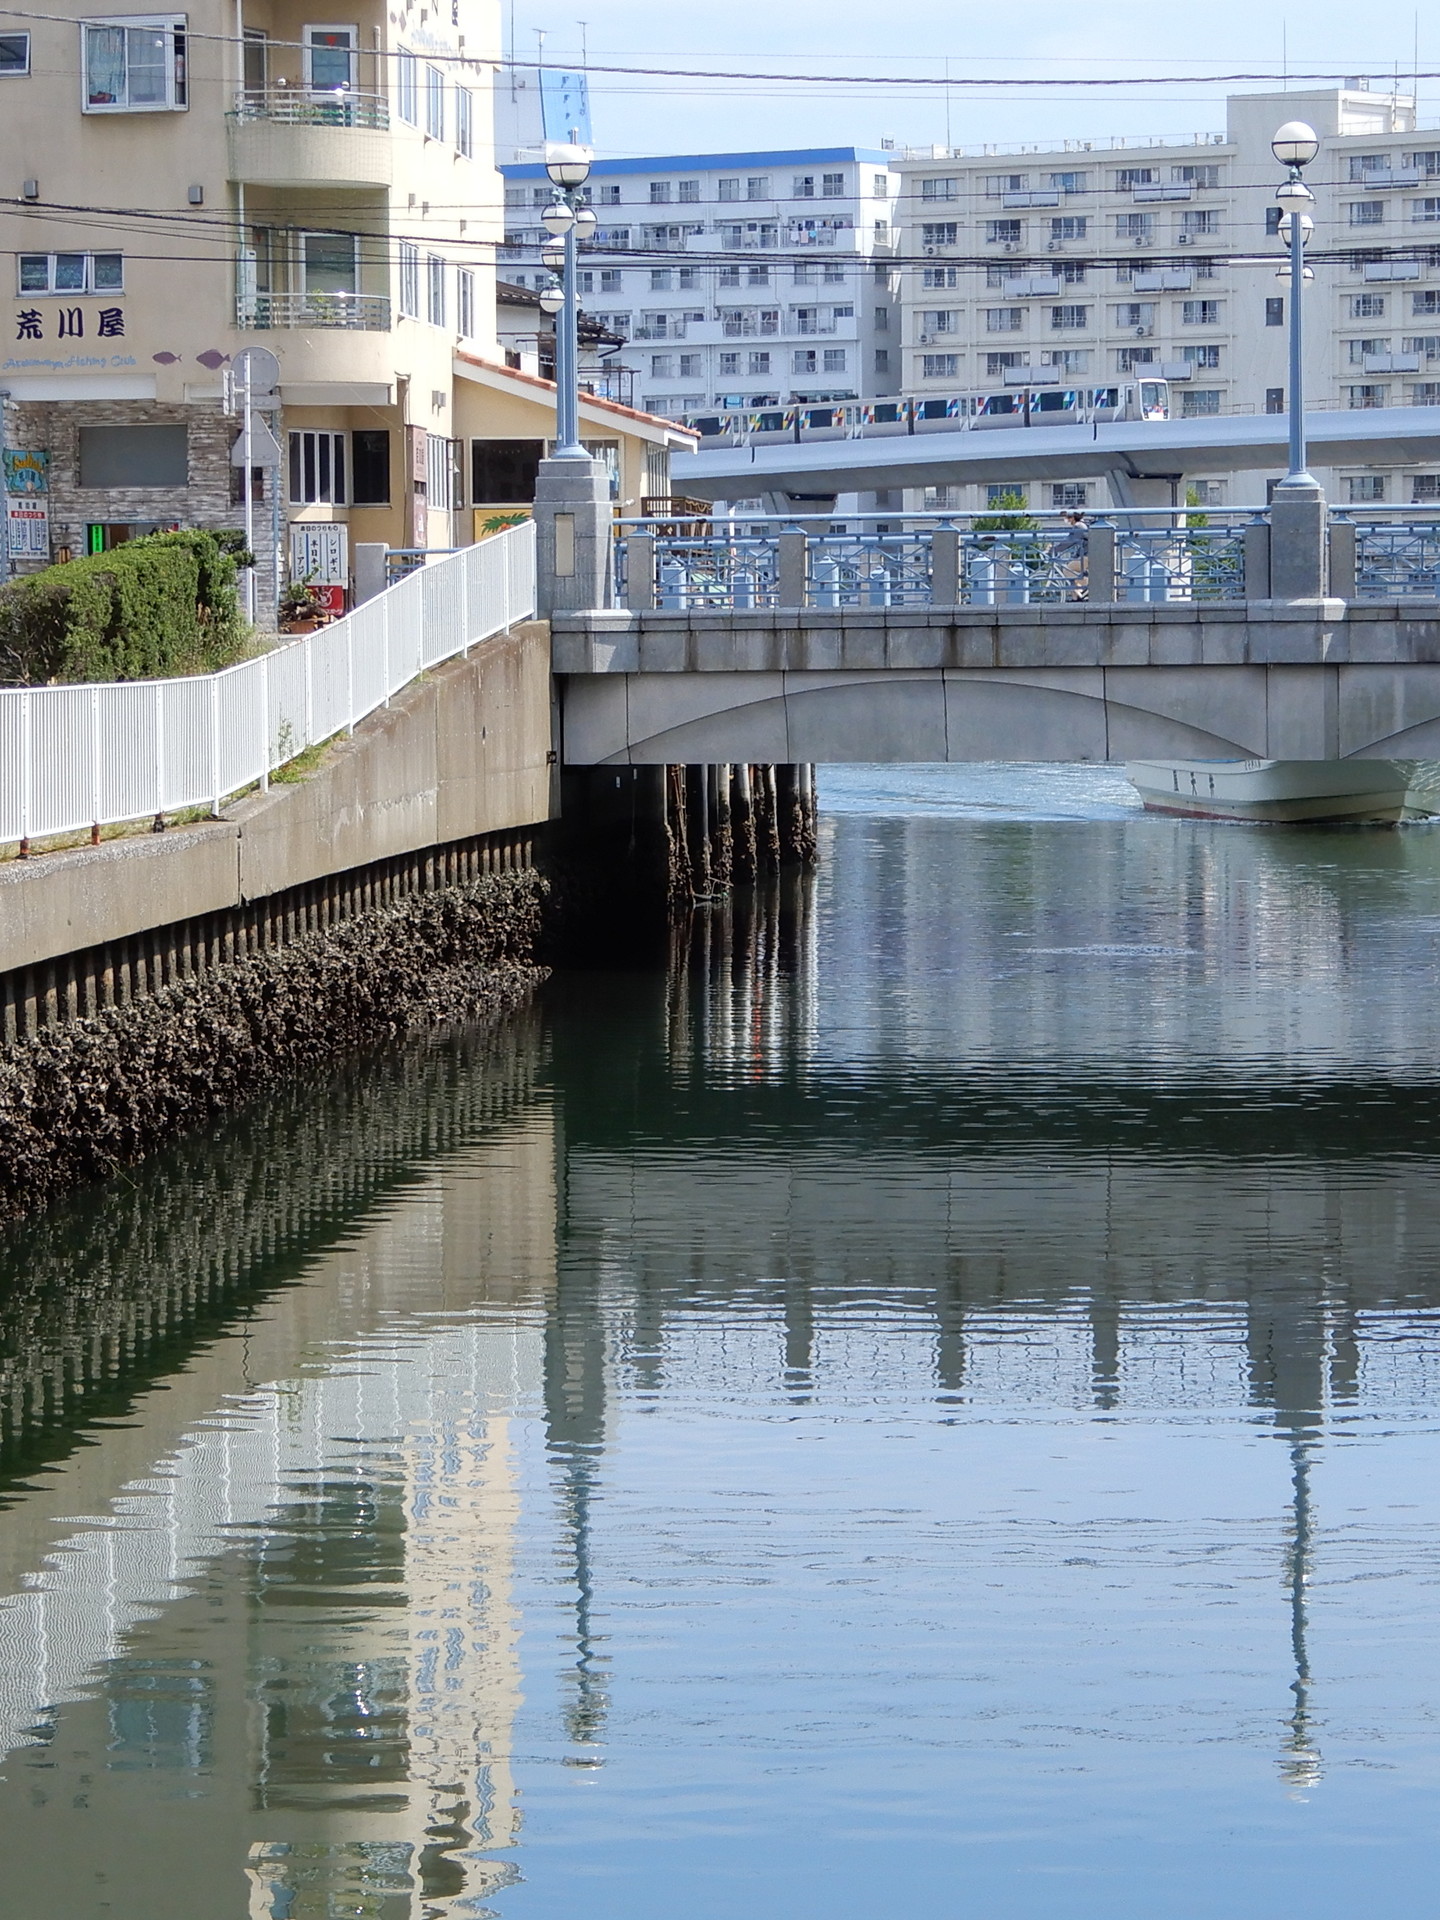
[823,347,846,372]
[793,262,816,285]
[1116,168,1156,188]
[678,266,699,289]
[987,484,1027,506]
[677,179,700,203]
[1348,384,1388,408]
[300,229,357,295]
[288,429,347,505]
[679,353,702,377]
[985,307,1023,332]
[718,265,741,286]
[747,176,769,199]
[649,353,673,378]
[398,240,419,317]
[455,84,472,157]
[986,220,1022,245]
[1349,202,1384,227]
[1265,207,1283,236]
[874,306,889,331]
[1173,164,1220,188]
[1051,216,1087,241]
[923,485,961,509]
[1352,294,1386,317]
[922,353,959,378]
[0,31,30,73]
[595,182,621,205]
[1414,475,1440,500]
[921,310,957,334]
[1181,299,1220,325]
[1051,482,1090,509]
[1050,304,1088,330]
[649,181,671,203]
[457,266,474,338]
[352,428,390,504]
[1180,389,1221,417]
[718,177,739,201]
[748,350,770,375]
[1182,344,1221,368]
[923,266,959,287]
[793,174,816,198]
[1116,213,1153,240]
[1411,152,1440,177]
[649,268,672,290]
[923,223,959,248]
[1113,302,1154,330]
[874,348,890,373]
[872,172,889,198]
[985,174,1027,196]
[599,268,623,292]
[17,251,123,293]
[424,431,455,513]
[426,253,446,326]
[922,178,958,201]
[1348,338,1388,364]
[1413,198,1440,223]
[304,26,356,90]
[1405,334,1440,359]
[1049,171,1087,194]
[1189,479,1226,505]
[1414,383,1440,403]
[1348,474,1387,500]
[1266,296,1285,326]
[1415,292,1440,315]
[1180,210,1217,236]
[82,15,186,111]
[1265,386,1285,414]
[1046,348,1090,373]
[396,48,417,123]
[1057,263,1088,287]
[1116,346,1156,372]
[822,172,845,197]
[987,350,1022,376]
[718,350,740,374]
[793,348,817,373]
[748,264,770,286]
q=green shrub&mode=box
[0,530,249,686]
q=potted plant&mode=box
[278,576,331,634]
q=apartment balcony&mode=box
[1002,189,1060,207]
[238,291,391,331]
[719,317,779,338]
[1363,258,1422,280]
[1353,170,1425,189]
[1363,351,1423,373]
[1132,268,1194,292]
[1133,183,1191,201]
[227,90,393,189]
[633,322,688,341]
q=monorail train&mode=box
[682,380,1170,447]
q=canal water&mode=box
[5,768,1440,1918]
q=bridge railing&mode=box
[0,522,536,853]
[614,511,1260,611]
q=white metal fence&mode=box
[0,522,536,848]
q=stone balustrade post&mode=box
[1244,521,1272,601]
[1328,520,1358,601]
[1268,482,1328,602]
[930,526,960,605]
[533,455,613,616]
[626,532,656,611]
[1087,525,1116,604]
[777,529,808,609]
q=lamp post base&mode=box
[1269,476,1327,602]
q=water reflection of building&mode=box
[0,1109,557,1919]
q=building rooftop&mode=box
[502,146,895,180]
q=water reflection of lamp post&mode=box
[1278,1437,1323,1796]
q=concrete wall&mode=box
[0,619,555,978]
[554,602,1440,764]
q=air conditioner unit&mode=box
[1046,240,1060,251]
[924,245,938,256]
[1177,233,1193,244]
[1003,242,1019,253]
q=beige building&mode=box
[894,85,1440,510]
[0,3,687,608]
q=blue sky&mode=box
[503,0,1437,159]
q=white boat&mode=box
[1125,758,1414,824]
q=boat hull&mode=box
[1125,759,1412,824]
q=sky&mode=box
[501,0,1437,160]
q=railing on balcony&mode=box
[238,291,391,331]
[231,87,389,128]
[613,511,1258,610]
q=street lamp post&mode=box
[1271,120,1321,488]
[540,141,596,459]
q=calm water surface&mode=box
[4,766,1440,1917]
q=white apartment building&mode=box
[894,85,1440,511]
[500,147,899,425]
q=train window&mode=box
[1089,387,1119,409]
[917,398,952,419]
[984,394,1019,414]
[1033,390,1075,412]
[753,411,787,431]
[871,402,904,423]
[692,416,725,436]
